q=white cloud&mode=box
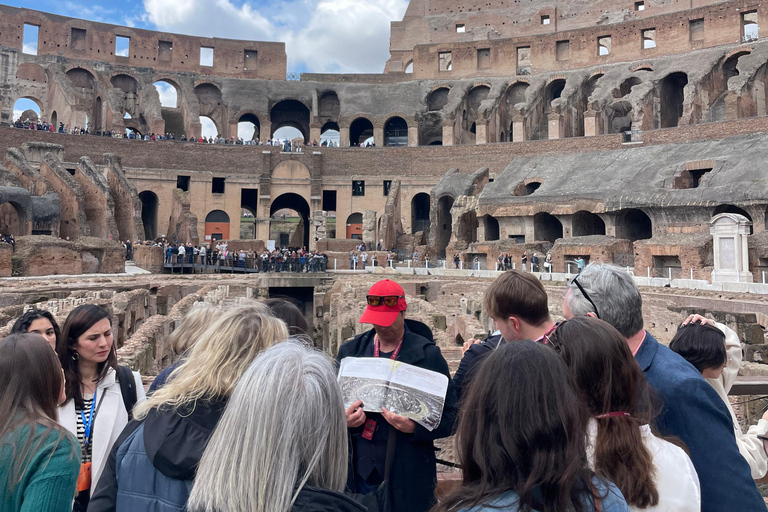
[22,43,37,55]
[238,121,256,141]
[200,116,218,137]
[141,0,408,73]
[153,82,178,108]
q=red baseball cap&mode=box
[359,279,407,327]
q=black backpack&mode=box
[116,365,139,420]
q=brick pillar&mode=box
[228,121,238,139]
[583,110,599,137]
[559,215,573,238]
[261,120,272,141]
[604,215,616,237]
[374,126,384,147]
[548,112,564,140]
[512,116,526,142]
[310,124,321,145]
[475,121,488,145]
[408,125,419,147]
[442,125,454,146]
[340,126,350,147]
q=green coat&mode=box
[0,422,80,512]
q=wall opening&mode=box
[12,98,41,124]
[411,193,431,236]
[176,175,190,191]
[384,117,408,147]
[350,118,374,146]
[427,88,450,111]
[139,191,158,240]
[205,209,230,241]
[22,24,39,55]
[346,212,364,240]
[153,80,179,108]
[598,36,612,56]
[321,122,340,145]
[115,36,130,57]
[270,100,310,142]
[533,212,563,243]
[660,72,688,128]
[483,215,500,240]
[437,196,454,257]
[211,177,226,194]
[572,211,606,236]
[200,116,218,138]
[271,193,310,248]
[742,11,759,42]
[714,204,753,234]
[642,29,656,49]
[615,209,652,241]
[322,190,337,212]
[238,113,260,141]
[200,46,214,66]
[673,167,712,189]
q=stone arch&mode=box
[534,212,563,243]
[384,116,408,146]
[318,91,340,122]
[411,192,430,236]
[205,209,230,241]
[723,51,750,84]
[65,67,96,90]
[436,195,454,257]
[194,83,222,118]
[427,87,450,111]
[349,117,374,146]
[505,81,529,141]
[405,60,413,73]
[572,211,606,236]
[271,193,310,247]
[139,191,158,240]
[237,112,261,141]
[111,73,140,94]
[271,100,310,143]
[346,212,363,240]
[0,201,26,236]
[615,209,652,241]
[199,116,219,137]
[50,110,57,127]
[153,78,180,108]
[659,72,688,128]
[456,211,478,245]
[461,85,490,144]
[614,77,641,99]
[12,97,43,123]
[714,204,753,234]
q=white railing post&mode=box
[567,264,571,275]
[426,260,430,269]
[460,261,463,270]
[495,262,498,271]
[668,267,672,280]
[647,267,650,278]
[763,271,766,284]
[353,261,356,271]
[712,269,716,283]
[334,259,337,271]
[513,262,516,270]
[443,260,446,269]
[690,268,693,280]
[407,260,411,268]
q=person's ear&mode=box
[586,312,598,319]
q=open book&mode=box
[338,357,449,431]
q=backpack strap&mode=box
[116,365,139,420]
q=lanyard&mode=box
[80,389,97,447]
[374,334,403,360]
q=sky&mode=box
[10,0,410,138]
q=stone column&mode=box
[558,215,573,238]
[340,126,350,147]
[548,112,563,140]
[710,213,753,283]
[442,125,454,146]
[602,214,616,237]
[228,121,238,139]
[261,120,272,141]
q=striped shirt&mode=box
[75,394,94,463]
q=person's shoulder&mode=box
[593,477,630,511]
[646,342,704,390]
[338,330,372,358]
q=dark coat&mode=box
[452,333,503,401]
[291,486,367,512]
[337,320,458,512]
[87,398,227,512]
[636,333,764,512]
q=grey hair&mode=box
[187,340,348,512]
[565,263,644,338]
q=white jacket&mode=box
[587,419,701,512]
[707,322,768,479]
[58,367,145,495]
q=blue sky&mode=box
[8,0,409,74]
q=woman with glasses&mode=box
[433,340,629,512]
[549,316,700,512]
[670,314,768,480]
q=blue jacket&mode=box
[636,333,764,512]
[457,477,628,512]
[88,399,227,512]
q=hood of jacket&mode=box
[142,397,228,480]
[291,486,367,512]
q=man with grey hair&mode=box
[563,263,764,512]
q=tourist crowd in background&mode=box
[3,265,768,512]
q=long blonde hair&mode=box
[188,341,348,512]
[134,302,288,419]
[169,302,222,355]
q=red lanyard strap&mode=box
[374,335,403,360]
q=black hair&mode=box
[669,322,726,374]
[263,298,310,337]
[11,309,61,343]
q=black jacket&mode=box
[87,398,227,512]
[452,333,504,401]
[291,486,367,512]
[337,320,458,512]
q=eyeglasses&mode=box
[366,295,404,307]
[570,275,600,319]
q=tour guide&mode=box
[337,279,457,512]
